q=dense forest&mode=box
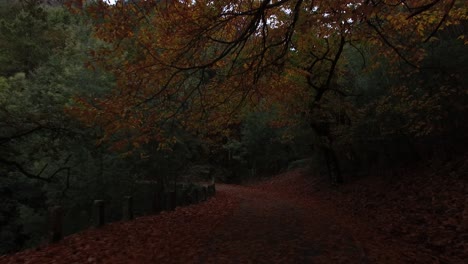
[0,0,467,259]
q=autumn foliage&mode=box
[66,0,467,150]
[1,0,467,260]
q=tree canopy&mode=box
[68,0,467,150]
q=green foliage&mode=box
[0,3,219,249]
[223,109,313,182]
[329,32,468,180]
[0,1,70,76]
[0,2,120,253]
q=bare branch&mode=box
[0,126,43,144]
[0,154,72,182]
[0,158,52,182]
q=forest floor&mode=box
[1,159,466,264]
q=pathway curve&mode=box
[1,171,411,264]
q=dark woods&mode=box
[0,0,467,255]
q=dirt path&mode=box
[196,184,365,263]
[1,171,414,264]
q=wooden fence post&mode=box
[184,189,192,205]
[152,191,160,213]
[169,191,177,211]
[123,196,133,221]
[168,191,176,211]
[176,189,183,206]
[93,200,105,227]
[162,192,169,211]
[201,186,207,201]
[207,184,215,197]
[194,188,200,203]
[157,191,166,213]
[176,184,184,206]
[48,206,63,243]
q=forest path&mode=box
[196,184,364,263]
[1,170,409,264]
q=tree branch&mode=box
[0,154,72,182]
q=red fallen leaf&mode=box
[2,163,467,263]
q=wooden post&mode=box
[164,191,172,211]
[176,189,183,206]
[153,191,165,214]
[162,192,170,211]
[201,186,207,201]
[93,200,105,227]
[176,184,184,206]
[152,191,160,213]
[48,206,63,243]
[184,190,192,205]
[163,192,171,211]
[194,188,199,203]
[169,191,176,210]
[123,196,133,221]
[158,191,166,213]
[207,184,215,197]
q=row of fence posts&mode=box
[48,183,216,243]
